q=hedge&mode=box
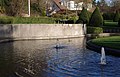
[0,17,13,24]
[104,21,118,27]
[0,16,55,24]
[119,18,120,26]
[87,26,103,34]
[103,13,115,20]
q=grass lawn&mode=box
[91,36,120,50]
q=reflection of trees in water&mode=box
[13,41,49,76]
[0,38,85,77]
[0,43,15,77]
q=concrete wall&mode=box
[0,24,84,40]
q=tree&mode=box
[110,0,120,12]
[31,0,50,16]
[3,0,24,16]
[76,8,89,24]
[100,0,106,5]
[89,7,103,26]
[96,0,110,12]
[0,0,5,13]
[92,0,97,6]
[96,1,101,7]
[0,0,4,9]
[113,10,120,22]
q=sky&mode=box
[96,0,109,3]
[96,0,112,6]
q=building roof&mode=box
[53,0,66,10]
[52,0,92,10]
[79,0,92,3]
[87,0,92,3]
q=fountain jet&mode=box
[100,47,106,65]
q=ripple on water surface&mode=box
[0,38,120,77]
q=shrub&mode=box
[113,10,120,22]
[52,13,78,24]
[87,26,103,34]
[104,21,118,27]
[103,13,115,20]
[52,13,62,19]
[13,17,55,24]
[0,16,55,24]
[69,15,78,24]
[87,11,92,19]
[0,17,13,24]
[102,26,120,33]
[89,7,103,27]
[118,18,120,26]
[76,8,89,24]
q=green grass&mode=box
[104,21,118,27]
[91,36,120,50]
[0,16,56,24]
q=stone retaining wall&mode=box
[0,24,84,40]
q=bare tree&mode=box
[110,0,120,12]
[4,0,24,16]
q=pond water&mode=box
[0,38,120,77]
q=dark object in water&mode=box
[54,45,66,49]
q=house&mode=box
[46,0,66,16]
[47,0,93,16]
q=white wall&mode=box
[66,1,92,11]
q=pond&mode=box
[0,38,120,77]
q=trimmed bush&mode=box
[113,10,120,22]
[0,17,13,24]
[118,18,120,26]
[52,13,78,24]
[103,13,115,20]
[87,26,103,34]
[0,16,55,24]
[76,8,89,24]
[102,26,120,33]
[89,7,103,27]
[13,17,55,24]
[104,21,118,27]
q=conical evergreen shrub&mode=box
[113,10,120,22]
[89,7,103,27]
[76,8,89,24]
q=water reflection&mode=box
[0,38,120,77]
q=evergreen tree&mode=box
[89,7,103,26]
[76,8,89,24]
[113,10,120,22]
